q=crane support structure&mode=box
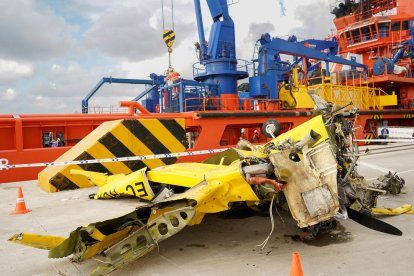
[82,76,163,114]
[249,33,368,99]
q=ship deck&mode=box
[1,144,414,275]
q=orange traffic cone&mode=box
[290,252,304,276]
[10,187,31,215]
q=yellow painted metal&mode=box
[310,83,397,110]
[92,168,155,200]
[263,115,329,151]
[89,228,107,241]
[109,122,166,169]
[38,120,122,192]
[375,93,398,108]
[82,225,138,260]
[86,141,132,174]
[166,161,260,215]
[294,91,314,108]
[147,163,225,188]
[139,119,185,154]
[70,169,111,187]
[279,67,398,110]
[148,202,188,224]
[235,149,268,159]
[371,204,413,215]
[8,233,65,250]
[279,85,314,109]
[163,29,175,48]
[39,118,186,193]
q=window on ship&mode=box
[378,22,390,38]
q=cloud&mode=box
[0,88,17,101]
[0,0,336,114]
[85,3,194,62]
[20,61,148,113]
[0,0,76,62]
[290,0,335,39]
[0,59,33,84]
[239,22,276,60]
[244,22,275,45]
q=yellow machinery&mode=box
[279,66,398,110]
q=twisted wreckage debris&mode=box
[8,98,408,275]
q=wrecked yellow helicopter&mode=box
[9,95,405,275]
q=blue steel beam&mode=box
[262,37,367,72]
[132,85,157,102]
[82,77,155,113]
[194,0,208,59]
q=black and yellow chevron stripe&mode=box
[364,133,375,145]
[404,114,413,119]
[371,114,382,120]
[38,118,186,192]
[163,29,175,48]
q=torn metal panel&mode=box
[262,115,330,152]
[89,168,155,200]
[70,169,125,187]
[161,162,260,214]
[91,225,157,276]
[269,142,339,228]
[91,206,195,275]
[48,209,149,261]
[302,185,336,218]
[371,171,406,195]
[8,233,65,250]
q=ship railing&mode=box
[183,96,281,112]
[159,80,219,113]
[345,32,378,47]
[192,59,252,76]
[86,105,129,114]
[330,0,396,21]
[331,69,365,85]
[355,0,397,21]
[310,76,392,110]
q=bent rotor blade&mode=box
[346,207,402,236]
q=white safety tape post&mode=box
[355,139,414,143]
[0,148,228,171]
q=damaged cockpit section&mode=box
[8,97,407,275]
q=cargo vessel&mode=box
[1,0,413,183]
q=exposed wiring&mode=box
[256,194,276,249]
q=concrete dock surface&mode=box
[1,145,414,276]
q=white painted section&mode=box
[377,127,414,139]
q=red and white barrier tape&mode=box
[0,148,228,171]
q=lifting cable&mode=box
[161,0,176,67]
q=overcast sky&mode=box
[0,0,334,114]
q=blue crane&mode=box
[193,0,248,109]
[81,74,164,113]
[249,33,368,99]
